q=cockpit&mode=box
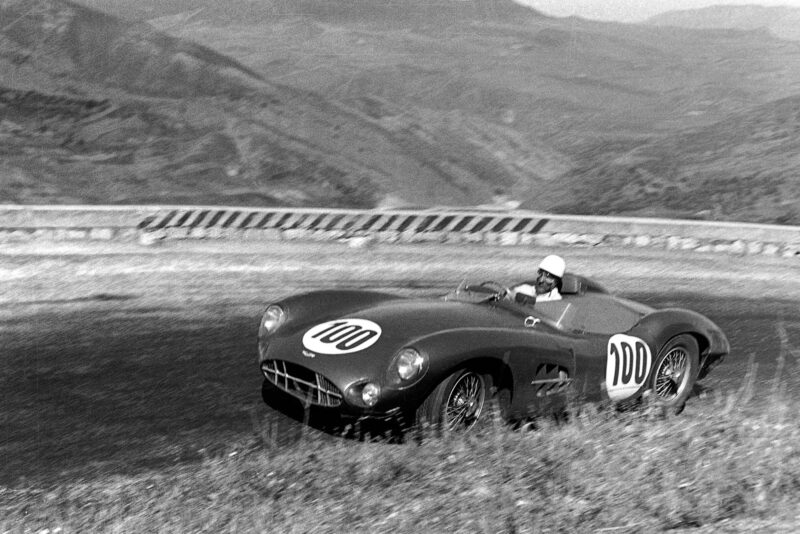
[444,274,652,335]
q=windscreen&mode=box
[536,295,648,334]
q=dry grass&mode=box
[2,241,799,532]
[3,381,799,534]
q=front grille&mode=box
[261,359,343,407]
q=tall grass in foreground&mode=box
[3,386,799,534]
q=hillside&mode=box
[1,0,800,223]
[646,5,800,42]
[1,0,548,207]
[528,95,800,224]
[62,0,543,26]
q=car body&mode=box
[257,273,730,431]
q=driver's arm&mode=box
[510,283,537,305]
[511,283,535,297]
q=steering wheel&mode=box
[475,280,511,301]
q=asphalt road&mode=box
[2,240,798,486]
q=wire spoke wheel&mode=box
[416,369,492,436]
[654,347,688,400]
[650,334,699,414]
[444,372,485,431]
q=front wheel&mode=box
[416,369,489,433]
[650,334,699,414]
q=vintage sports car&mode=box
[257,274,730,431]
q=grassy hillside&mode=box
[1,0,800,222]
[6,400,800,533]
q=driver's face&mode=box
[535,269,557,294]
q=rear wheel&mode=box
[651,334,699,414]
[416,369,489,433]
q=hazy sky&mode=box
[516,0,800,22]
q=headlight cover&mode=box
[261,304,286,336]
[361,382,381,406]
[389,347,427,385]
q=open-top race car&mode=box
[257,273,730,431]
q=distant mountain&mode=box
[69,0,544,26]
[1,0,266,97]
[0,0,548,208]
[646,5,800,41]
[2,0,800,223]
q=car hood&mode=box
[261,291,519,385]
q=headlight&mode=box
[392,347,426,383]
[396,348,424,380]
[262,305,286,335]
[361,382,381,406]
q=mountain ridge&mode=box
[68,0,546,26]
[2,0,267,97]
[0,0,542,208]
[1,0,799,223]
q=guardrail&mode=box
[1,204,798,257]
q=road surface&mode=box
[2,239,798,485]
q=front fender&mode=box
[266,290,401,337]
[406,327,571,411]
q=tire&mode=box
[650,334,699,415]
[416,369,489,433]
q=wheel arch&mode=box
[635,309,719,361]
[656,330,709,358]
[417,355,515,414]
[457,355,515,394]
[419,355,512,393]
[413,355,515,431]
[689,331,710,358]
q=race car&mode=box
[257,273,730,431]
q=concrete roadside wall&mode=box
[1,204,798,257]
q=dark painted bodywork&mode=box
[257,274,730,421]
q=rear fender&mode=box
[631,309,729,359]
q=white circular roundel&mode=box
[605,334,652,401]
[302,319,382,355]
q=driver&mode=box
[511,254,566,304]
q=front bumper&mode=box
[260,359,409,420]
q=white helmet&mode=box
[538,255,566,278]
